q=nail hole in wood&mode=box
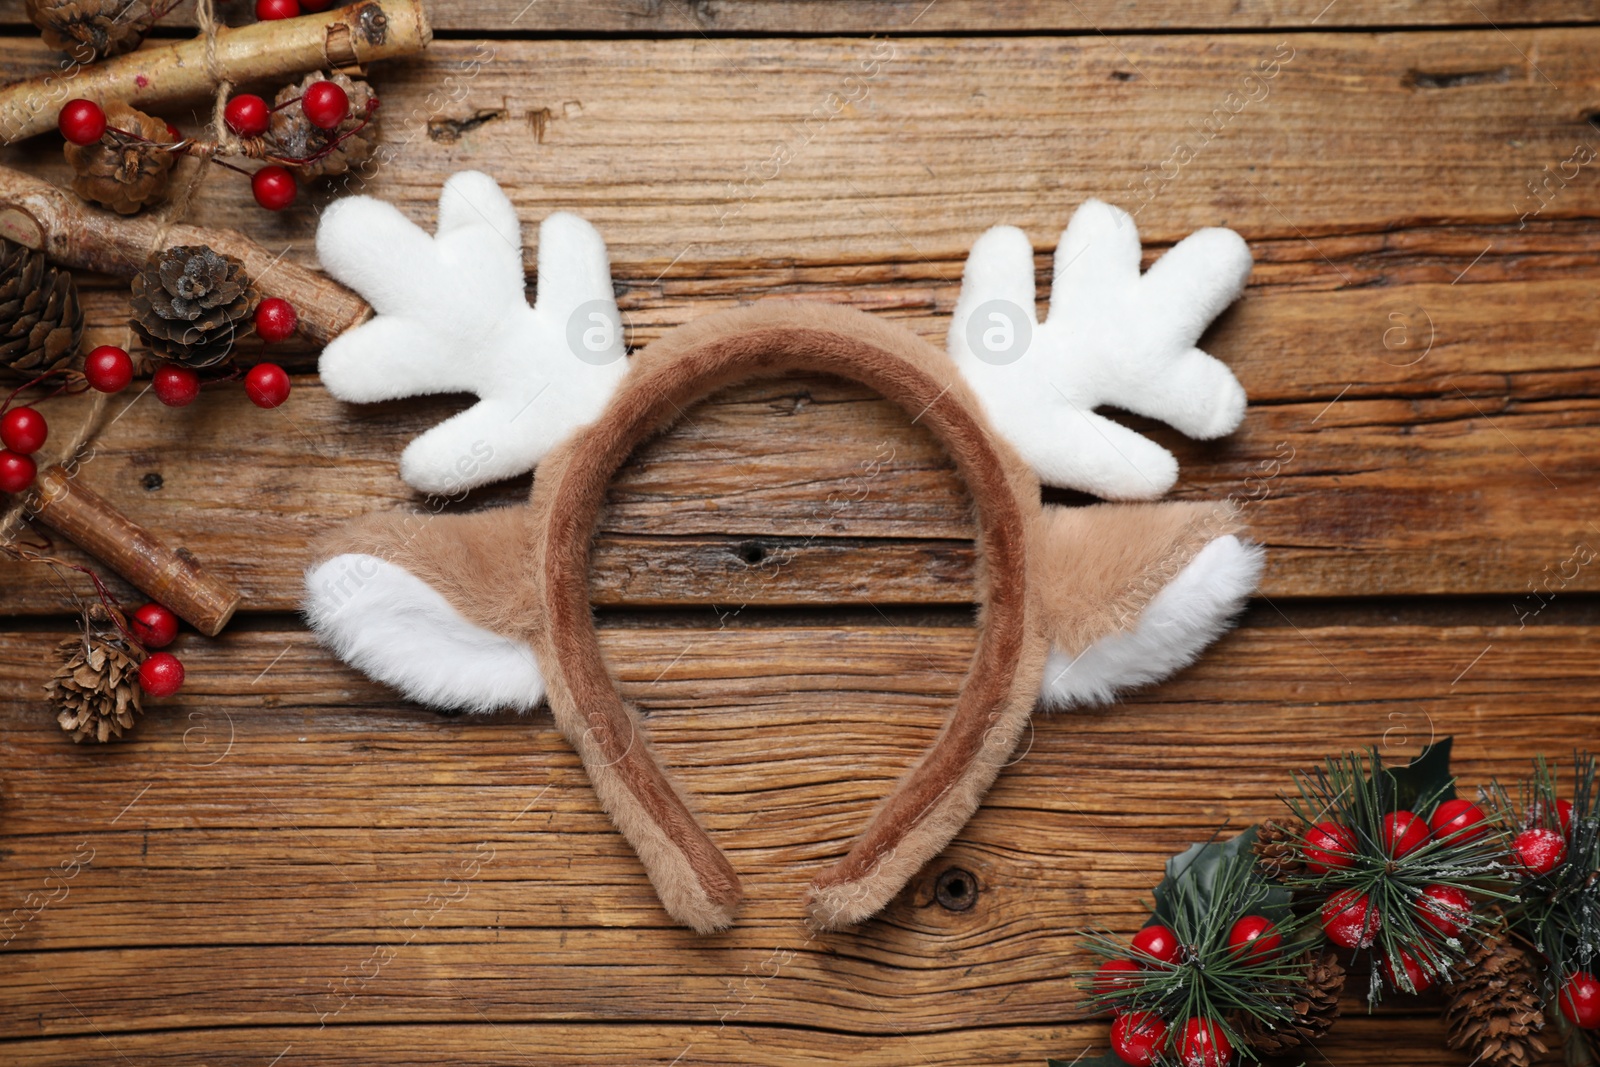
[736,541,766,565]
[934,866,978,911]
[141,472,163,491]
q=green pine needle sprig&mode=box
[1278,744,1514,1006]
[1486,751,1600,994]
[1076,828,1320,1060]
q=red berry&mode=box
[138,651,184,697]
[1383,810,1430,858]
[244,362,291,408]
[1416,884,1473,938]
[1429,798,1488,844]
[1512,827,1566,875]
[1129,924,1180,967]
[1110,1011,1168,1067]
[301,80,350,130]
[1560,972,1600,1029]
[1322,889,1381,948]
[255,0,299,18]
[0,450,36,493]
[130,602,179,649]
[165,122,182,143]
[254,297,299,343]
[251,165,297,211]
[1226,915,1282,960]
[1382,949,1433,994]
[152,365,200,407]
[1,406,47,454]
[1092,958,1142,995]
[1304,821,1358,873]
[84,345,134,392]
[1555,798,1574,836]
[58,99,106,145]
[1174,1017,1231,1067]
[223,93,270,137]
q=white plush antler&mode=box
[316,171,628,494]
[948,200,1252,500]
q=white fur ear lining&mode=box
[949,200,1253,500]
[316,171,629,495]
[1039,534,1263,709]
[304,554,546,714]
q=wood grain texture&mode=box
[0,621,1590,1061]
[0,12,1597,1067]
[3,0,1598,34]
[0,1020,1497,1067]
[2,32,1599,264]
[0,362,1594,611]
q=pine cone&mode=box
[26,0,160,63]
[64,102,175,216]
[1235,949,1344,1056]
[0,238,84,381]
[1253,818,1307,880]
[1442,920,1549,1067]
[129,245,259,367]
[270,71,378,180]
[48,632,144,743]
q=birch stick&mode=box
[0,164,370,345]
[0,0,431,144]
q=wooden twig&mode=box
[0,0,432,144]
[0,164,370,345]
[27,465,241,637]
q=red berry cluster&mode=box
[60,78,374,215]
[96,332,292,410]
[1094,917,1282,1065]
[1305,801,1487,989]
[1107,1011,1232,1067]
[221,80,364,211]
[0,405,47,492]
[0,318,296,497]
[131,602,185,698]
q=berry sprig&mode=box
[0,365,94,494]
[1274,740,1513,1005]
[1078,829,1319,1065]
[1,539,187,702]
[0,336,292,499]
[1487,753,1600,1041]
[57,75,378,214]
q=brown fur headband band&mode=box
[304,172,1263,932]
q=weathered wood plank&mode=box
[0,1018,1504,1067]
[0,621,1591,1042]
[59,224,1600,382]
[0,357,1595,611]
[2,33,1598,266]
[2,0,1598,35]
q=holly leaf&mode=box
[1047,1055,1127,1067]
[1378,736,1456,814]
[1150,826,1292,927]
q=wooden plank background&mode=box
[1,3,1598,1065]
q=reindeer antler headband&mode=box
[304,171,1263,932]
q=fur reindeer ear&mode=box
[1031,501,1262,708]
[304,507,545,714]
[949,201,1252,500]
[316,171,629,494]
